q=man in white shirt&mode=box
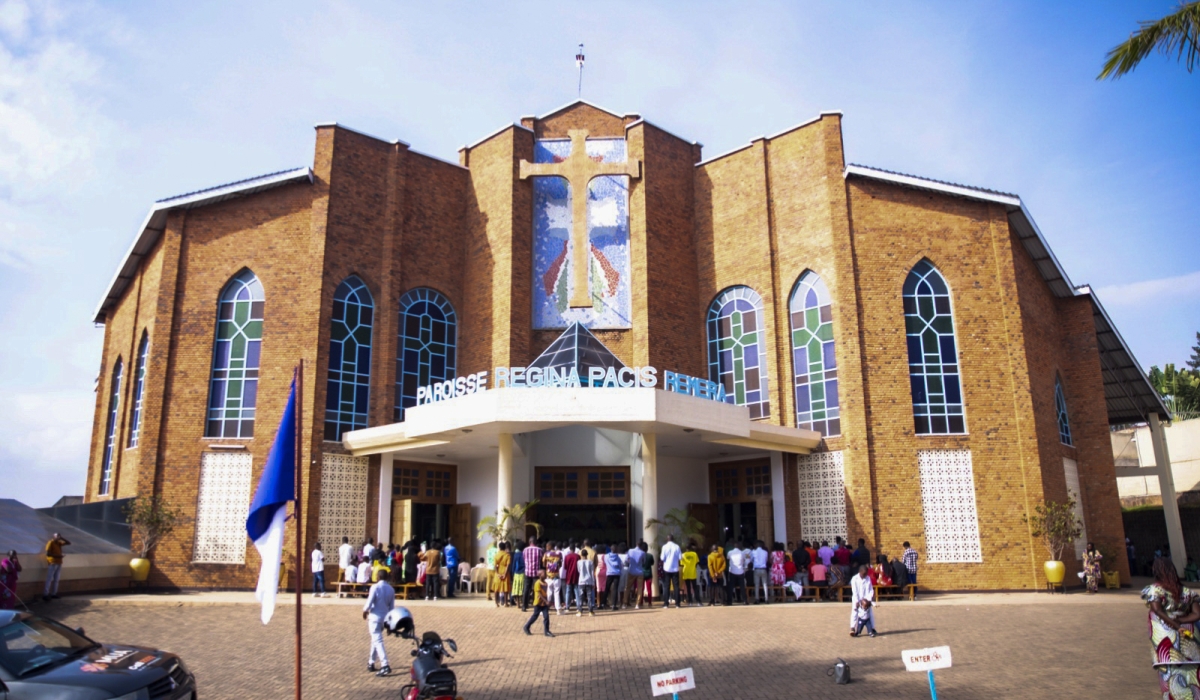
[311,543,327,598]
[659,535,682,608]
[357,560,372,584]
[726,545,749,605]
[751,541,770,604]
[849,564,876,637]
[338,536,354,581]
[363,539,376,562]
[363,575,396,676]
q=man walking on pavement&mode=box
[43,533,70,601]
[522,569,554,637]
[521,537,543,612]
[363,569,395,676]
[443,537,459,598]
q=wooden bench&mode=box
[877,584,919,601]
[336,581,370,598]
[398,583,423,600]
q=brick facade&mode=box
[85,101,1128,590]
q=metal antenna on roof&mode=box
[576,44,585,98]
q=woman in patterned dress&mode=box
[1144,558,1200,699]
[1083,542,1103,594]
[769,543,787,587]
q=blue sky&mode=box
[0,0,1196,507]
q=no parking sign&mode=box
[651,667,695,697]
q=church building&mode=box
[85,101,1165,590]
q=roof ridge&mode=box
[846,163,1018,199]
[156,168,307,204]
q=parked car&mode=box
[0,609,195,699]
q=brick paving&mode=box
[42,590,1156,699]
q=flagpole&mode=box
[294,359,304,700]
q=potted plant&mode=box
[645,508,706,549]
[123,496,184,582]
[477,500,542,546]
[1023,498,1082,589]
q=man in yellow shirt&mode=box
[707,545,726,606]
[680,545,700,607]
[43,532,71,601]
[522,569,554,637]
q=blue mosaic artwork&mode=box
[532,138,632,329]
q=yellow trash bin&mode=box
[1103,571,1120,589]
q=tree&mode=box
[476,501,542,545]
[1098,2,1200,80]
[1189,331,1200,371]
[645,508,705,549]
[123,496,185,559]
[1023,499,1083,562]
[1148,363,1200,421]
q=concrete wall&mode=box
[1116,418,1200,503]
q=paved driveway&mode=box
[41,589,1156,699]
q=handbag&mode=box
[828,658,851,684]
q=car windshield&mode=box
[0,616,95,677]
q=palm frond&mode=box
[1099,1,1200,79]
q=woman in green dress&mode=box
[1083,542,1103,593]
[1143,558,1200,699]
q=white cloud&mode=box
[1094,270,1200,308]
[0,0,31,42]
[0,390,92,507]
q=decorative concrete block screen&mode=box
[1063,457,1087,560]
[318,454,369,549]
[797,451,847,545]
[192,452,252,564]
[917,449,982,563]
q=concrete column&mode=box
[770,451,786,545]
[377,452,393,545]
[498,433,514,514]
[641,433,658,546]
[1150,413,1186,576]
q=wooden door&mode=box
[449,503,473,565]
[391,498,413,545]
[756,499,774,546]
[687,503,719,548]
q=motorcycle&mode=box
[401,630,459,700]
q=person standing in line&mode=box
[849,564,876,637]
[43,533,70,601]
[363,568,396,676]
[852,538,871,570]
[563,543,581,613]
[660,534,682,609]
[707,545,726,606]
[0,551,21,610]
[522,569,555,637]
[595,544,608,610]
[902,541,919,598]
[604,544,624,610]
[580,539,595,564]
[338,536,354,583]
[617,543,631,608]
[443,537,459,599]
[521,537,543,612]
[485,540,499,602]
[817,540,834,567]
[726,542,748,606]
[492,541,511,606]
[363,538,375,562]
[770,542,787,589]
[510,542,525,607]
[680,545,700,607]
[311,542,327,598]
[751,540,770,604]
[792,542,811,587]
[1126,538,1136,574]
[642,543,656,608]
[576,548,596,616]
[544,541,564,614]
[422,540,442,600]
[626,541,646,609]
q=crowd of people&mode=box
[316,535,464,601]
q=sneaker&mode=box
[544,631,555,638]
[433,597,438,601]
[425,597,430,601]
[869,631,877,638]
[635,605,640,610]
[576,611,581,617]
[376,666,391,677]
[523,627,532,636]
[368,663,376,673]
[589,611,595,616]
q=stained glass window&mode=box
[99,358,122,495]
[205,269,264,438]
[707,286,770,420]
[1056,376,1073,446]
[790,272,840,436]
[903,260,965,434]
[325,276,373,441]
[395,288,457,422]
[127,332,149,448]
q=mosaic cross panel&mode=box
[1063,457,1087,561]
[917,449,983,563]
[318,454,368,549]
[192,452,252,564]
[532,138,632,329]
[796,451,847,545]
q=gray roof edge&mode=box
[93,167,313,324]
[1079,288,1170,421]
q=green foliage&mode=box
[1149,363,1200,421]
[477,500,542,544]
[1189,331,1200,372]
[645,507,705,549]
[1098,1,1200,80]
[1023,499,1083,562]
[123,496,185,559]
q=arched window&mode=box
[903,260,965,434]
[395,288,457,422]
[99,358,123,495]
[325,276,374,441]
[127,332,149,448]
[790,272,839,436]
[1056,376,1073,446]
[205,269,264,438]
[707,286,770,420]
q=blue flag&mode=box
[246,379,297,623]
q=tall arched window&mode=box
[903,260,965,434]
[205,269,264,438]
[395,288,457,422]
[1056,376,1073,446]
[99,358,123,495]
[790,272,839,436]
[707,286,770,420]
[325,276,374,441]
[127,332,149,448]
